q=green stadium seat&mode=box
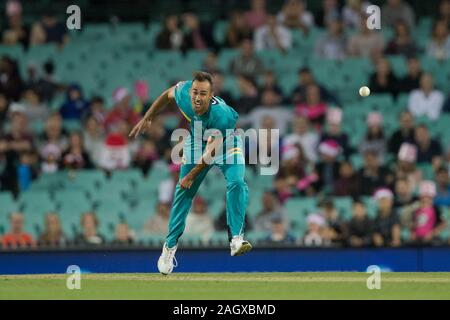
[19,191,55,215]
[110,169,143,186]
[285,197,317,217]
[54,190,90,210]
[136,233,165,246]
[333,197,353,220]
[208,231,229,246]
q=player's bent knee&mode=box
[227,180,248,192]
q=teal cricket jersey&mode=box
[174,80,243,164]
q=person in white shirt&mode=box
[342,0,371,30]
[408,73,444,121]
[283,115,319,163]
[427,20,450,60]
[254,14,292,52]
[277,0,314,30]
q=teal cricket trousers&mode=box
[165,159,249,248]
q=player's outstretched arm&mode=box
[129,86,176,139]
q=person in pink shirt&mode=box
[244,0,268,30]
[295,84,328,129]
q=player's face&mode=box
[190,80,213,115]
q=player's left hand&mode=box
[180,175,194,189]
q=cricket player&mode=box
[129,71,252,275]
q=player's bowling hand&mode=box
[180,175,194,189]
[129,118,151,139]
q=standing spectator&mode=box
[143,202,171,235]
[74,212,105,245]
[314,19,347,60]
[408,73,444,121]
[105,87,139,132]
[253,191,289,232]
[372,188,402,247]
[155,15,184,50]
[59,84,89,121]
[185,196,215,244]
[333,161,360,197]
[283,116,319,163]
[342,0,370,30]
[359,112,387,163]
[254,15,292,52]
[427,20,450,60]
[277,0,315,31]
[113,223,135,245]
[358,149,394,196]
[182,13,216,50]
[414,125,443,165]
[382,0,415,29]
[385,20,418,56]
[61,131,94,170]
[302,213,327,246]
[346,200,373,247]
[1,212,35,249]
[264,215,296,244]
[347,15,385,59]
[317,0,341,28]
[295,84,328,129]
[398,56,423,93]
[38,213,66,247]
[388,111,416,155]
[245,0,268,30]
[229,39,264,78]
[224,11,252,48]
[434,166,450,207]
[368,58,399,96]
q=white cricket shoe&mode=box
[230,235,252,256]
[157,243,178,275]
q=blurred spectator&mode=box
[35,61,59,103]
[39,113,68,155]
[105,87,139,132]
[394,178,417,209]
[182,13,216,50]
[87,96,107,126]
[113,223,135,245]
[434,166,450,207]
[312,140,341,195]
[437,0,450,28]
[4,110,33,157]
[387,111,416,155]
[408,73,444,121]
[291,67,338,105]
[359,112,386,163]
[1,212,35,249]
[235,75,260,115]
[283,116,319,163]
[30,14,68,46]
[133,138,159,176]
[143,202,171,235]
[264,215,296,244]
[215,198,252,232]
[317,0,340,28]
[21,88,49,123]
[398,56,423,93]
[155,15,184,50]
[372,188,402,247]
[277,144,309,194]
[302,213,327,246]
[133,80,151,116]
[382,0,415,29]
[99,124,131,171]
[17,150,38,192]
[385,20,418,56]
[61,131,94,170]
[295,84,328,128]
[229,39,264,78]
[259,70,283,98]
[394,142,423,193]
[414,124,443,165]
[320,199,346,245]
[346,200,373,247]
[202,52,220,75]
[83,115,104,167]
[38,212,66,246]
[0,56,23,101]
[74,212,105,245]
[211,72,233,105]
[2,0,29,48]
[342,0,370,30]
[158,163,180,204]
[321,108,351,159]
[185,196,215,243]
[368,58,399,96]
[333,160,359,197]
[427,19,450,60]
[40,143,61,174]
[347,15,385,58]
[59,84,89,121]
[253,191,289,232]
[0,92,9,130]
[358,149,394,196]
[245,0,268,30]
[277,0,315,31]
[314,19,347,60]
[254,14,292,52]
[224,11,252,48]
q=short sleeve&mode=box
[174,81,194,122]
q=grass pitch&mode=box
[1,272,450,300]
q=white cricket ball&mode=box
[359,86,371,97]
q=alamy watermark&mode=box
[66,5,81,30]
[366,5,381,30]
[66,265,81,290]
[366,265,381,290]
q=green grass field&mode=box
[1,272,450,299]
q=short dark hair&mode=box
[192,71,213,87]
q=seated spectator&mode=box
[38,113,68,155]
[229,39,264,78]
[40,143,61,174]
[185,197,215,243]
[372,188,402,247]
[245,0,268,30]
[359,112,387,163]
[99,122,131,171]
[1,212,35,249]
[133,138,159,176]
[437,0,450,28]
[4,108,33,157]
[83,115,104,167]
[87,96,107,125]
[59,84,89,121]
[260,70,283,98]
[346,200,373,247]
[347,15,385,58]
[61,131,94,170]
[342,0,371,30]
[320,108,352,158]
[382,0,415,29]
[317,0,340,28]
[434,167,450,208]
[320,199,346,245]
[291,67,339,105]
[277,144,309,194]
[358,149,394,196]
[333,160,360,197]
[385,20,418,56]
[211,71,234,105]
[283,116,319,163]
[395,143,423,193]
[295,84,328,129]
[21,88,49,123]
[427,20,450,60]
[408,73,444,121]
[253,191,289,232]
[202,52,220,75]
[235,75,260,115]
[38,212,67,247]
[143,202,171,235]
[35,61,60,103]
[30,14,68,46]
[368,58,399,96]
[414,124,443,165]
[74,212,105,245]
[311,140,342,196]
[301,213,327,246]
[155,15,184,50]
[254,14,292,52]
[2,1,29,48]
[387,111,416,155]
[398,56,423,93]
[182,13,216,50]
[277,0,314,31]
[224,11,252,48]
[394,178,417,210]
[113,223,135,245]
[105,87,140,133]
[314,19,347,60]
[264,215,296,244]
